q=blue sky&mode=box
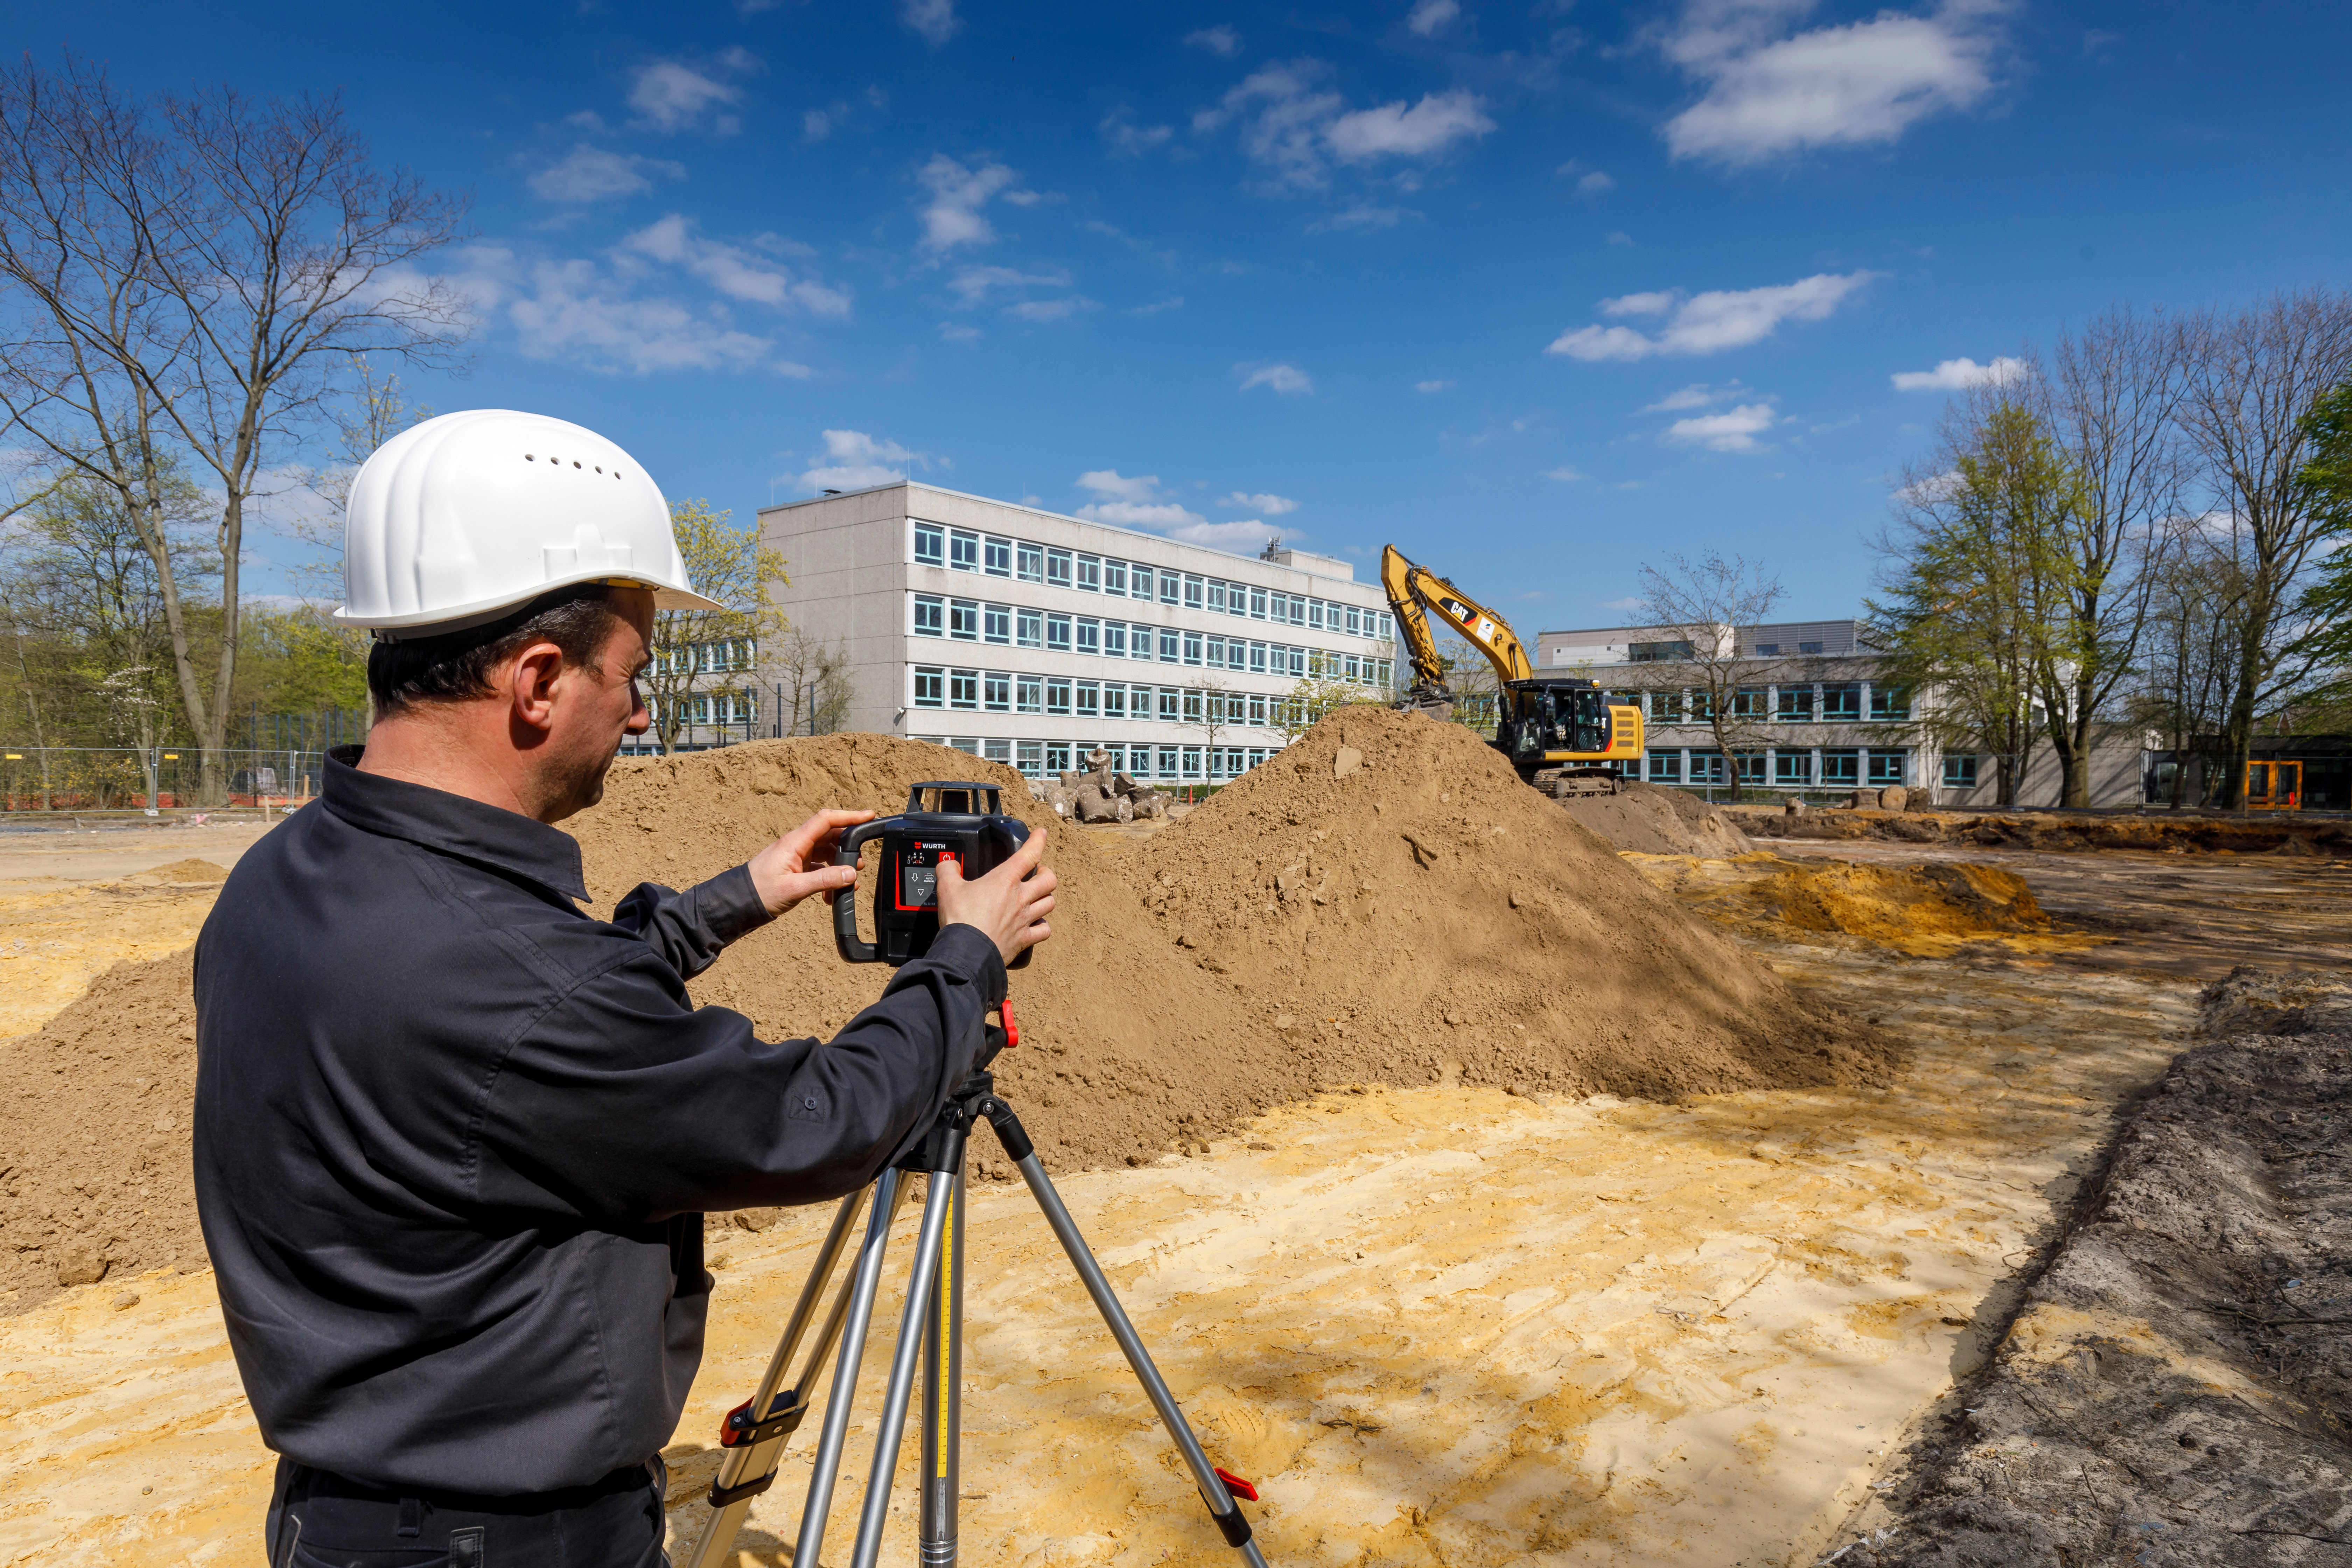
[33,0,2352,626]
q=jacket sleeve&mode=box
[466,922,1007,1224]
[610,866,771,981]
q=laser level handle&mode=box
[832,820,891,962]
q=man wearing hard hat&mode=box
[191,411,1056,1567]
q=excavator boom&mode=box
[1381,545,1535,692]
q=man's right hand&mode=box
[934,826,1055,966]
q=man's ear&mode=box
[507,640,568,735]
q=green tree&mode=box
[643,499,788,752]
[2288,381,2352,679]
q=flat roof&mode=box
[758,479,1354,579]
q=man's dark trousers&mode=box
[264,1456,668,1568]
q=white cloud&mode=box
[1187,25,1242,55]
[1309,205,1414,233]
[1325,90,1496,162]
[1218,491,1300,514]
[800,430,929,493]
[948,264,1072,304]
[1238,362,1314,395]
[1890,354,2026,391]
[619,215,850,318]
[1101,111,1175,156]
[1080,499,1210,529]
[528,146,685,203]
[1196,62,1494,188]
[1546,271,1878,360]
[1073,471,1296,547]
[1660,0,2005,166]
[916,155,1023,250]
[1662,402,1780,453]
[507,258,779,374]
[1606,230,1633,246]
[629,50,760,134]
[939,321,981,342]
[1893,468,1965,505]
[1415,379,1455,392]
[803,108,835,142]
[1543,465,1588,482]
[903,0,961,44]
[1598,595,1645,613]
[1407,0,1460,35]
[1642,382,1723,411]
[1576,170,1616,195]
[1006,296,1099,322]
[1076,470,1161,503]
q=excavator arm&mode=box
[1380,544,1536,700]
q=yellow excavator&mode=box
[1381,544,1643,797]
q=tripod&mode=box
[677,1006,1268,1568]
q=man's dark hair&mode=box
[367,587,628,717]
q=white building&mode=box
[757,483,1399,782]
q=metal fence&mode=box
[0,746,337,813]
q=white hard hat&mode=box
[333,409,724,637]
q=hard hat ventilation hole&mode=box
[573,461,583,469]
[525,453,536,461]
[594,465,603,473]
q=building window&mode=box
[1017,675,1042,713]
[1103,622,1126,657]
[1104,560,1128,596]
[1075,680,1100,718]
[1132,622,1155,659]
[1157,687,1179,722]
[1248,642,1266,674]
[1046,742,1072,774]
[1735,752,1766,784]
[949,599,979,640]
[913,595,944,636]
[1076,554,1101,592]
[1045,548,1073,589]
[1181,689,1203,723]
[1754,643,1780,656]
[1775,685,1814,722]
[914,522,945,566]
[1245,587,1263,619]
[1103,683,1127,719]
[1647,752,1682,783]
[1774,751,1813,785]
[1181,747,1203,779]
[1045,677,1071,715]
[1155,745,1178,780]
[1017,609,1043,649]
[1247,694,1266,725]
[1798,640,1824,655]
[1289,596,1306,627]
[1868,750,1908,785]
[1182,631,1203,666]
[1689,751,1726,785]
[950,530,980,572]
[1287,647,1306,677]
[1870,684,1911,721]
[983,671,1011,711]
[1629,640,1694,663]
[1267,591,1288,624]
[947,737,980,756]
[1343,606,1360,636]
[983,738,1011,765]
[1820,749,1860,785]
[1821,683,1862,722]
[1046,614,1072,653]
[1130,565,1153,601]
[1076,617,1100,655]
[1645,690,1680,722]
[1206,635,1227,669]
[984,604,1011,644]
[1016,740,1043,777]
[1017,542,1044,583]
[949,669,979,709]
[1343,653,1360,681]
[983,536,1013,576]
[1207,580,1227,613]
[913,667,945,707]
[1943,754,1979,789]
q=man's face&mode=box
[540,589,654,821]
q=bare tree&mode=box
[2174,288,2352,805]
[643,500,787,752]
[1636,548,1793,785]
[0,55,469,799]
[1192,674,1238,764]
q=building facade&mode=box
[757,483,1398,782]
[1537,617,2147,806]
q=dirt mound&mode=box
[116,858,231,886]
[1558,779,1753,856]
[2194,963,2352,1041]
[1132,708,1889,1100]
[0,950,199,1313]
[1754,860,2049,945]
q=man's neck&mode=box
[357,708,542,821]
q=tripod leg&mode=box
[792,1168,912,1568]
[982,1102,1269,1567]
[848,1129,967,1568]
[677,1186,869,1568]
[919,1168,966,1567]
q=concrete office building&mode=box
[1539,617,2147,805]
[757,483,1399,782]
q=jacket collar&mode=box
[321,746,590,904]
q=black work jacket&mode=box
[191,748,1000,1494]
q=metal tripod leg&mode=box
[982,1101,1270,1567]
[791,1168,913,1568]
[846,1127,966,1568]
[676,1185,871,1568]
[918,1168,966,1568]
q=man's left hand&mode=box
[748,808,876,916]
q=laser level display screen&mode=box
[902,863,937,907]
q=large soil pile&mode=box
[0,950,200,1309]
[1130,708,1888,1100]
[1558,779,1753,856]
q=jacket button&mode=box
[804,1097,819,1110]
